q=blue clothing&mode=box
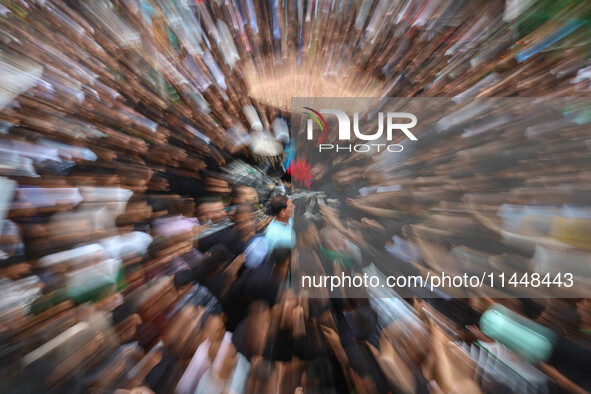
[244,235,270,269]
[264,218,294,251]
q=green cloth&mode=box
[318,246,354,271]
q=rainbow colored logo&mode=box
[303,107,328,144]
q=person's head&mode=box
[270,195,292,221]
[169,198,195,218]
[115,214,135,234]
[147,235,169,258]
[147,174,170,191]
[232,185,259,205]
[196,198,227,223]
[331,163,350,189]
[200,313,226,343]
[310,162,328,183]
[173,269,193,289]
[365,169,384,185]
[149,199,170,218]
[234,205,256,240]
[112,302,143,343]
[281,172,291,188]
[123,262,145,293]
[204,172,232,196]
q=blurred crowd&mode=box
[1,0,591,393]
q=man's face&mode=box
[243,188,258,204]
[235,186,258,205]
[310,163,327,182]
[332,170,349,188]
[198,202,227,223]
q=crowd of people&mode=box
[1,0,591,393]
[3,145,591,393]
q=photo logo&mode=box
[304,107,418,153]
